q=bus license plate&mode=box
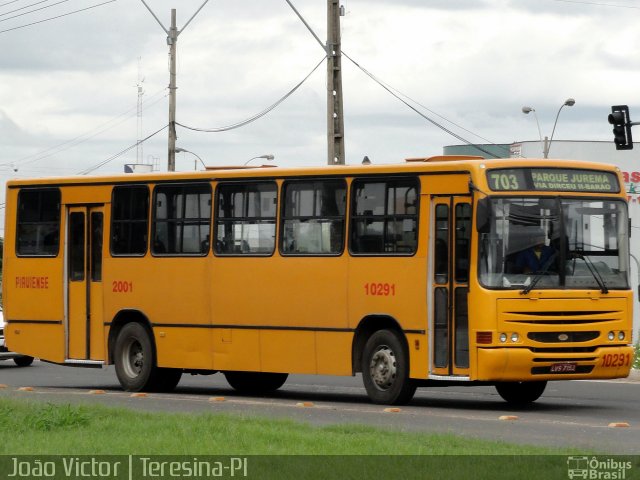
[550,362,577,373]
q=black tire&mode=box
[13,356,34,367]
[495,381,547,405]
[153,368,183,392]
[361,329,417,405]
[224,371,288,394]
[114,322,181,392]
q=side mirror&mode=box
[476,197,491,233]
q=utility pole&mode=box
[327,0,344,165]
[139,0,210,172]
[167,9,177,172]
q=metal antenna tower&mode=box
[136,57,145,164]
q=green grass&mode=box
[0,399,604,479]
[634,342,640,370]
[0,398,566,456]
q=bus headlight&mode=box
[608,331,615,341]
[511,333,519,343]
[499,333,507,343]
[618,331,625,341]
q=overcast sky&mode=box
[2,0,640,187]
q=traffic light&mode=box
[608,105,633,150]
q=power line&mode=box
[370,69,512,156]
[13,87,167,168]
[0,0,25,8]
[0,0,70,23]
[283,0,504,158]
[78,123,168,175]
[177,56,326,133]
[0,0,115,34]
[342,51,501,159]
[0,0,53,18]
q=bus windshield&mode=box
[478,197,630,291]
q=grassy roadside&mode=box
[0,398,571,456]
[0,399,604,479]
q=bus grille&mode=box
[530,346,598,353]
[498,298,626,327]
[527,331,599,343]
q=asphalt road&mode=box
[0,360,639,454]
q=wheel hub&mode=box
[122,339,144,378]
[369,346,396,391]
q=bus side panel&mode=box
[104,256,213,370]
[212,329,261,372]
[316,332,352,376]
[347,256,428,379]
[422,174,471,195]
[3,185,66,362]
[5,258,64,322]
[272,256,349,376]
[6,324,65,362]
[211,256,351,375]
[153,326,212,370]
[260,330,316,374]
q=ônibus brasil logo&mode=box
[567,457,632,480]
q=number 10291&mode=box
[364,283,396,296]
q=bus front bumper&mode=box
[476,345,634,382]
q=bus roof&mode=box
[5,156,622,188]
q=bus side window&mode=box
[152,183,211,256]
[214,182,277,256]
[16,188,61,257]
[455,203,471,283]
[111,186,149,256]
[350,178,419,255]
[434,204,449,284]
[280,180,346,255]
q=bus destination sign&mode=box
[487,168,619,193]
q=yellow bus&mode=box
[2,156,634,405]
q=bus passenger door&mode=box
[66,205,104,361]
[430,197,471,377]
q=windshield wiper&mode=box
[520,251,558,295]
[575,253,609,294]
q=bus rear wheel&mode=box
[114,322,182,392]
[224,371,288,394]
[13,356,34,367]
[361,329,416,405]
[495,381,547,405]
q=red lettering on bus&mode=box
[15,276,49,289]
[112,281,133,293]
[602,353,630,368]
[364,282,396,296]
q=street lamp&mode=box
[175,147,207,170]
[522,98,575,158]
[522,106,544,157]
[548,98,575,158]
[244,154,275,166]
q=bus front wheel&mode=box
[224,371,288,394]
[114,322,182,392]
[361,329,417,405]
[495,381,547,405]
